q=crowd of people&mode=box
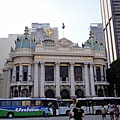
[68,98,119,120]
[101,102,119,120]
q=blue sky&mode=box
[0,0,102,46]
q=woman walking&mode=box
[71,102,85,120]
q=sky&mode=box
[0,0,102,46]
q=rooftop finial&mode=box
[89,31,94,37]
[24,26,29,34]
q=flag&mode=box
[62,22,65,29]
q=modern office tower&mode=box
[31,23,59,41]
[32,23,50,32]
[100,0,120,66]
[0,34,22,74]
[90,23,104,44]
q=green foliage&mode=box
[106,57,120,84]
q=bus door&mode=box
[86,100,94,114]
[51,101,59,116]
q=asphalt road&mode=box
[0,115,113,120]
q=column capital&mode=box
[70,62,74,65]
[84,62,88,65]
[34,61,39,64]
[55,62,60,65]
[40,61,45,64]
[89,63,93,65]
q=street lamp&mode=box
[114,84,117,97]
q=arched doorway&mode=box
[14,89,18,97]
[98,89,103,97]
[60,89,70,99]
[21,88,29,97]
[45,89,55,98]
[75,89,84,98]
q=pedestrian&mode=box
[69,98,76,119]
[71,101,85,120]
[101,105,107,120]
[107,102,115,120]
[114,105,119,120]
[44,107,49,118]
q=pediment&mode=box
[56,38,73,48]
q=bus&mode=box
[77,97,120,115]
[0,97,59,118]
[57,99,72,115]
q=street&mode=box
[0,115,113,120]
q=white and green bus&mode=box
[0,97,58,118]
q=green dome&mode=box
[15,26,36,50]
[84,33,103,51]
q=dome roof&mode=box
[84,32,103,52]
[15,26,36,50]
[42,38,55,47]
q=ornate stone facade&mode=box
[1,27,109,98]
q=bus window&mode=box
[22,101,30,106]
[31,100,36,106]
[59,102,67,107]
[36,100,43,106]
[0,101,1,106]
[2,101,11,107]
[12,101,21,106]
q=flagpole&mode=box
[62,29,64,38]
[62,22,65,38]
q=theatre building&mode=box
[1,27,109,98]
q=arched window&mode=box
[98,89,103,97]
[14,89,18,97]
[75,89,84,98]
[45,89,55,98]
[21,88,29,97]
[60,89,70,99]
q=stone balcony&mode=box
[94,81,109,85]
[10,80,33,86]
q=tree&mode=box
[106,57,120,96]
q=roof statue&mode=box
[44,29,53,39]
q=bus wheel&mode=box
[7,112,14,118]
[96,110,101,115]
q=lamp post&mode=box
[114,84,117,97]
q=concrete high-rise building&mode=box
[0,34,22,74]
[100,0,120,66]
[31,23,59,41]
[90,23,104,44]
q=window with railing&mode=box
[96,66,101,81]
[16,66,19,81]
[74,66,82,81]
[45,66,54,81]
[23,65,28,81]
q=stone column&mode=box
[33,62,39,97]
[12,66,16,82]
[40,62,45,97]
[104,66,107,81]
[90,63,96,96]
[28,64,31,81]
[7,68,11,98]
[70,62,75,97]
[100,66,103,81]
[93,65,96,81]
[84,63,90,97]
[55,62,61,98]
[19,64,23,81]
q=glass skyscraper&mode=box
[100,0,120,66]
